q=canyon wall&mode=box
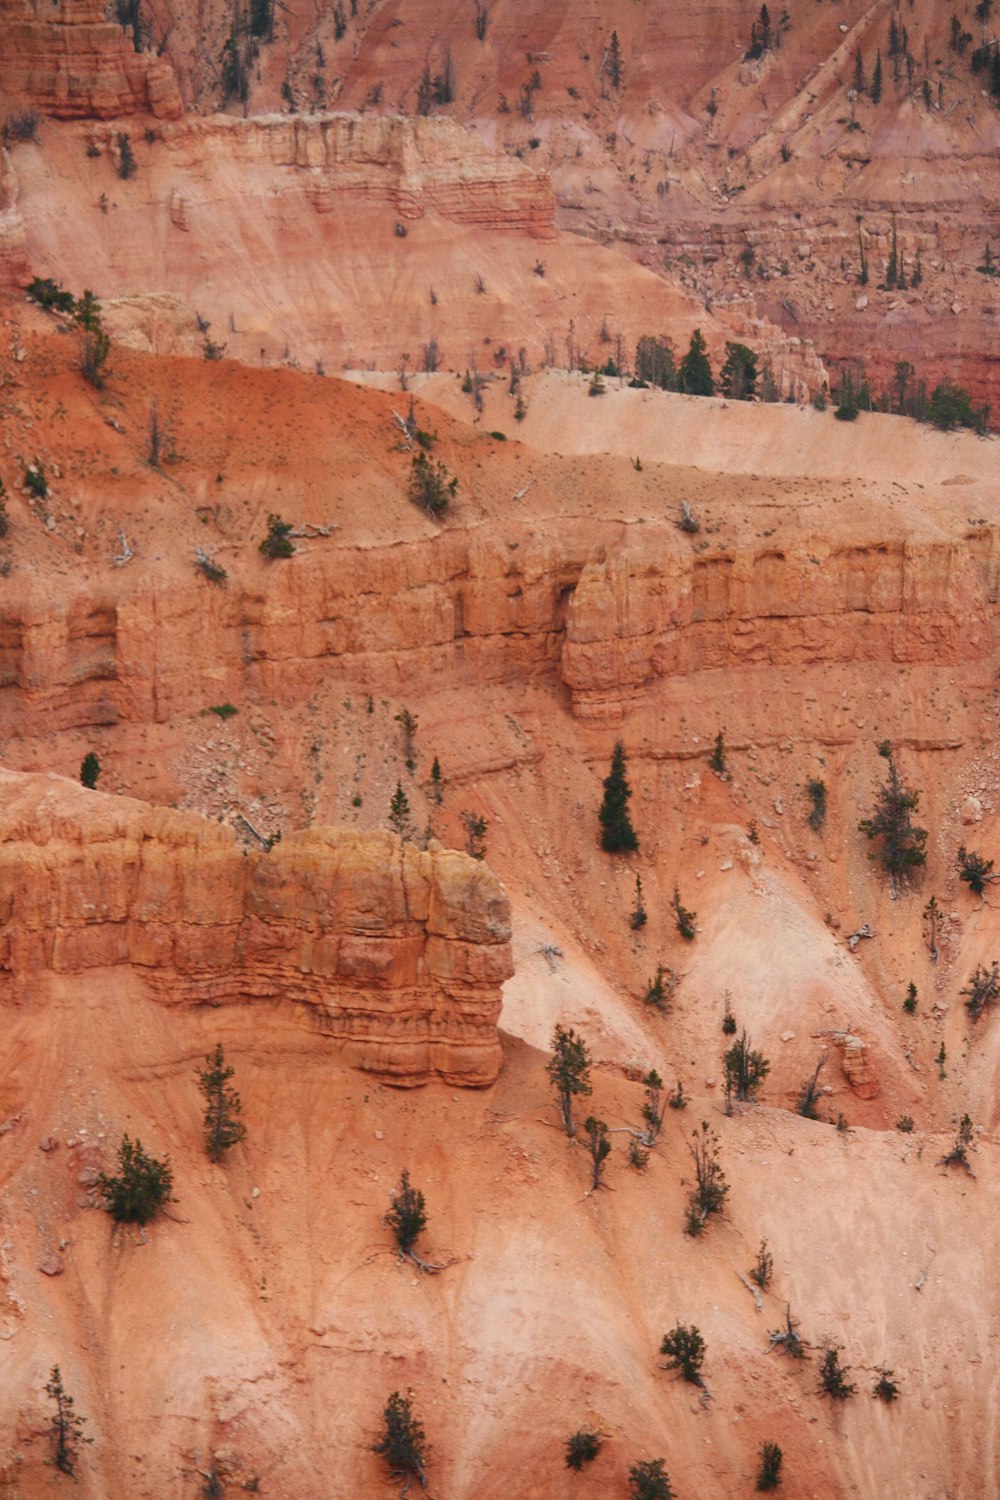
[3,518,999,734]
[0,769,512,1084]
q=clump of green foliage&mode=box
[97,1135,173,1224]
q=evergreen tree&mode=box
[723,1029,770,1107]
[872,49,883,102]
[659,1323,706,1385]
[858,741,928,891]
[385,1169,428,1253]
[628,1459,674,1500]
[679,328,714,395]
[45,1367,92,1477]
[97,1135,173,1225]
[719,342,758,400]
[198,1043,247,1162]
[598,741,639,852]
[372,1391,428,1490]
[635,334,677,389]
[388,781,414,839]
[608,30,623,88]
[546,1024,592,1137]
[582,1116,611,1189]
[80,752,101,789]
[852,48,865,94]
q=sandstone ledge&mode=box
[0,769,512,1086]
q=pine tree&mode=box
[80,752,101,789]
[546,1024,592,1137]
[607,29,623,88]
[45,1367,92,1476]
[388,781,414,840]
[872,49,883,102]
[582,1116,611,1189]
[372,1391,428,1490]
[628,1459,675,1500]
[385,1169,428,1254]
[659,1323,706,1385]
[858,741,927,892]
[198,1044,247,1162]
[852,48,865,94]
[723,1029,770,1107]
[97,1135,173,1225]
[598,741,639,852]
[679,328,714,395]
[719,342,758,399]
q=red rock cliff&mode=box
[0,769,512,1085]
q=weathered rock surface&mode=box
[0,0,182,120]
[0,769,512,1085]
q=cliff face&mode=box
[0,770,512,1085]
[0,0,182,120]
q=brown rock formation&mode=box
[0,769,512,1085]
[0,0,181,120]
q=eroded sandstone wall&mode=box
[0,769,512,1084]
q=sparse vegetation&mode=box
[24,460,49,500]
[630,874,648,929]
[806,777,827,831]
[582,1116,611,1189]
[408,451,457,516]
[388,782,414,840]
[372,1390,428,1491]
[659,1322,706,1385]
[902,981,917,1015]
[45,1367,91,1477]
[796,1056,826,1120]
[208,703,238,719]
[385,1169,428,1254]
[961,961,1000,1021]
[115,130,137,179]
[709,729,727,777]
[645,964,673,1011]
[395,707,418,769]
[97,1135,173,1224]
[671,887,697,941]
[818,1344,857,1400]
[460,809,488,860]
[259,514,294,559]
[873,1367,900,1402]
[198,1043,247,1162]
[598,741,639,853]
[756,1441,783,1491]
[768,1305,807,1359]
[80,752,101,789]
[684,1120,728,1234]
[547,1024,592,1138]
[859,741,927,892]
[939,1112,975,1173]
[565,1428,602,1469]
[750,1238,773,1290]
[640,1069,667,1145]
[723,1028,770,1107]
[957,845,996,896]
[628,1459,674,1500]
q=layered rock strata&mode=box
[0,770,512,1085]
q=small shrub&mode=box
[723,1028,769,1106]
[796,1056,826,1120]
[0,485,7,540]
[202,333,227,361]
[116,130,137,180]
[208,703,238,719]
[671,887,696,941]
[582,1116,611,1189]
[408,451,457,516]
[684,1120,728,1234]
[388,782,414,840]
[45,1367,91,1477]
[640,1070,666,1144]
[588,370,606,397]
[24,461,49,500]
[97,1134,173,1224]
[709,729,726,777]
[667,1080,688,1110]
[896,1116,915,1133]
[385,1169,427,1254]
[80,752,101,789]
[806,777,827,831]
[460,809,488,859]
[565,1429,601,1470]
[260,514,294,559]
[873,1367,900,1402]
[645,964,672,1010]
[750,1238,773,1289]
[957,845,995,896]
[768,1305,807,1359]
[195,550,227,584]
[834,401,859,421]
[3,109,41,145]
[628,1138,650,1169]
[756,1441,783,1491]
[26,277,76,315]
[628,1459,674,1500]
[677,501,700,534]
[489,430,507,441]
[961,961,1000,1021]
[659,1322,706,1385]
[939,1112,975,1173]
[630,874,648,929]
[818,1344,857,1399]
[858,742,927,891]
[372,1390,428,1489]
[902,981,917,1015]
